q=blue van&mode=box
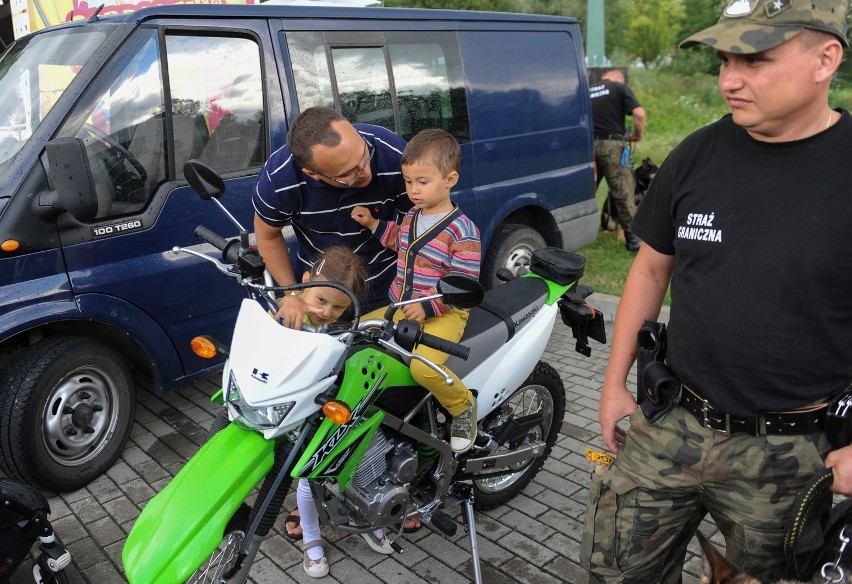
[0,4,596,491]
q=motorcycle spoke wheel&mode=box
[472,361,565,510]
[185,504,249,584]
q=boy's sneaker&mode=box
[450,401,477,453]
[359,531,394,555]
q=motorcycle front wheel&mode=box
[184,503,250,584]
[472,360,565,510]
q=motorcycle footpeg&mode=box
[426,511,458,537]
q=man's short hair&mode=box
[288,107,347,168]
[401,129,460,177]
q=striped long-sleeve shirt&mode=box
[373,204,481,318]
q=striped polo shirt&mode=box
[252,124,410,304]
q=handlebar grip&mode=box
[195,225,240,264]
[195,225,228,251]
[418,331,470,360]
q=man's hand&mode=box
[402,302,426,323]
[599,381,638,454]
[826,445,852,495]
[275,294,309,330]
[351,206,378,230]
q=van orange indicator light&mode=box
[1,240,20,252]
[191,336,218,359]
[322,401,352,425]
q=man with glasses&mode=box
[253,107,411,329]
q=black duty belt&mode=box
[679,384,826,436]
[595,134,627,141]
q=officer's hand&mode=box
[826,445,852,496]
[275,294,309,330]
[402,302,426,323]
[351,206,378,230]
[599,381,638,454]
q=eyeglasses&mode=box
[312,138,374,187]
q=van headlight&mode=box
[225,370,295,430]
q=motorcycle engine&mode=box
[344,428,418,527]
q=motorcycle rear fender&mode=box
[463,302,559,419]
[122,423,274,584]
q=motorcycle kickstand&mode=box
[461,489,483,584]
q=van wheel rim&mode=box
[504,244,535,273]
[42,366,120,466]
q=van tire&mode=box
[0,336,135,493]
[482,224,546,288]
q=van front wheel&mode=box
[482,224,546,288]
[0,336,135,492]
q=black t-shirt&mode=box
[590,79,641,138]
[632,112,852,415]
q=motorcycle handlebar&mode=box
[194,225,240,264]
[418,331,470,360]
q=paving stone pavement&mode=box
[5,294,714,584]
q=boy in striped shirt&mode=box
[352,129,481,453]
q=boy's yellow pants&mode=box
[364,306,474,416]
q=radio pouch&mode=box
[639,361,680,423]
[635,319,667,405]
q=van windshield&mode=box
[0,28,107,171]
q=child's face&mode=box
[401,160,458,215]
[300,281,351,325]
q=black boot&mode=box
[625,230,641,252]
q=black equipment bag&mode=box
[529,247,585,285]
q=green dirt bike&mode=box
[122,160,605,584]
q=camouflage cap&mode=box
[680,0,849,54]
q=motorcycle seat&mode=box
[445,276,549,378]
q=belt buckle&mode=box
[702,399,731,434]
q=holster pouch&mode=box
[635,319,667,405]
[639,361,680,423]
[823,384,852,450]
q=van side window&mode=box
[287,31,469,143]
[386,32,469,142]
[59,30,265,220]
[333,47,395,131]
[166,34,266,176]
[68,29,165,218]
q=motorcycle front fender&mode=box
[122,423,275,584]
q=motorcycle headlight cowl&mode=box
[226,370,295,430]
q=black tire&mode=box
[482,224,547,289]
[32,565,69,584]
[472,361,565,510]
[0,336,135,493]
[185,503,251,584]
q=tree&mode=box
[622,0,685,67]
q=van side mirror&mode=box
[437,274,484,309]
[36,137,98,221]
[184,159,225,200]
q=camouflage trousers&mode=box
[580,405,830,584]
[594,139,636,231]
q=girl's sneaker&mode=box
[302,539,329,578]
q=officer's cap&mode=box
[680,0,849,54]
